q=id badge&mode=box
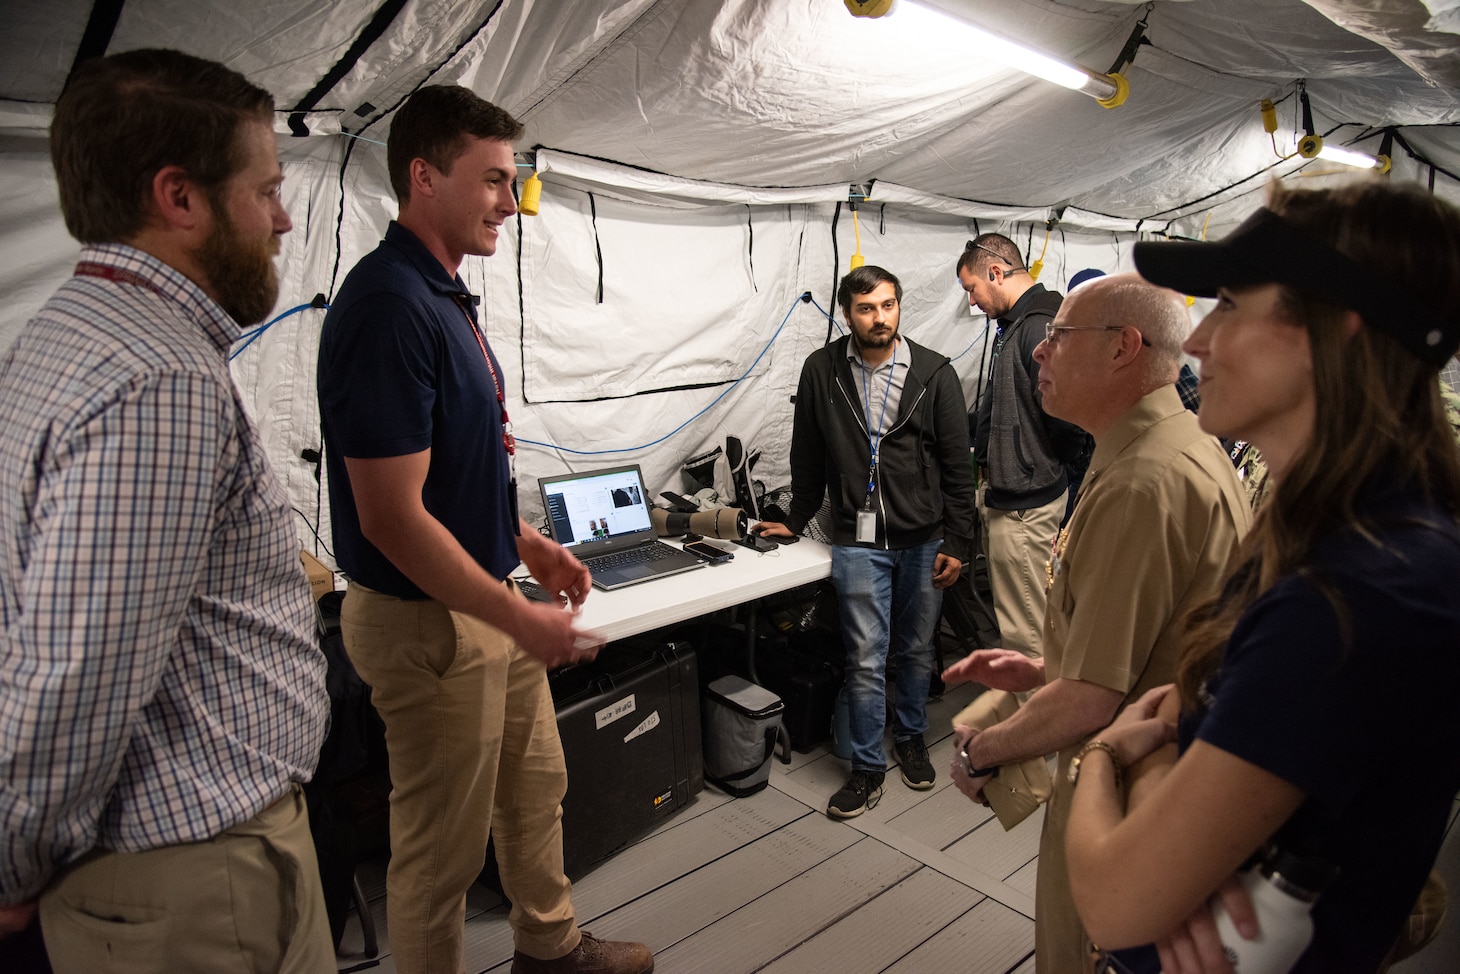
[855,509,878,543]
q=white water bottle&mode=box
[1210,849,1336,974]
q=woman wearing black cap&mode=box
[1062,178,1460,974]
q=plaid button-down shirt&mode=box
[0,244,328,903]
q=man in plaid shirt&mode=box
[0,50,331,971]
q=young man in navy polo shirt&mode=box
[318,86,653,974]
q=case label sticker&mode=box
[595,694,636,730]
[624,710,661,742]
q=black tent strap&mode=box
[1390,128,1460,185]
[589,192,604,304]
[828,201,842,345]
[1299,80,1316,137]
[745,205,757,293]
[528,377,737,407]
[1106,2,1153,77]
[289,0,410,136]
[324,135,362,302]
[346,1,508,142]
[64,0,126,94]
[516,203,529,398]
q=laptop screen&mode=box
[538,464,655,554]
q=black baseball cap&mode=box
[1133,207,1460,366]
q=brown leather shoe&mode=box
[510,932,654,974]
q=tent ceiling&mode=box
[1,0,1457,234]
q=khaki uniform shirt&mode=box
[1035,383,1252,973]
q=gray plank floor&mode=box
[335,677,1460,974]
[334,679,1045,974]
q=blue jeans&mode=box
[831,539,945,773]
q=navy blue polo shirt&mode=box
[1176,488,1460,973]
[318,221,519,597]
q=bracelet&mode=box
[1067,739,1123,789]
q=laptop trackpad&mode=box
[618,563,655,580]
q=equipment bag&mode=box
[702,675,785,797]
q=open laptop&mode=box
[537,464,706,591]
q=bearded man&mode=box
[0,49,332,972]
[758,265,977,817]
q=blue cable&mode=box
[948,322,988,363]
[338,132,387,147]
[517,293,813,456]
[229,302,326,361]
[809,296,845,335]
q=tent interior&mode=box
[2,0,1459,563]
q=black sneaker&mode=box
[894,736,936,790]
[827,770,885,818]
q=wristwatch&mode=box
[1066,739,1123,788]
[958,741,1000,779]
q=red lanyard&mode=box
[455,297,516,459]
[75,261,167,298]
[455,296,520,528]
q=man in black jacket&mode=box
[958,235,1091,665]
[758,266,977,817]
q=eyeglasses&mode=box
[1043,323,1152,347]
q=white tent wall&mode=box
[1,0,1457,568]
[0,148,73,358]
[230,138,355,559]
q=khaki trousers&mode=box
[341,583,577,974]
[39,784,334,974]
[978,487,1065,661]
[1036,767,1097,974]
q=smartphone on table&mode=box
[751,524,800,545]
[734,533,778,553]
[683,540,734,564]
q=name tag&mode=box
[855,510,878,543]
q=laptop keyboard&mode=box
[585,543,681,571]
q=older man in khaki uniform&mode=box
[943,273,1251,973]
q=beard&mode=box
[854,323,899,352]
[194,200,280,327]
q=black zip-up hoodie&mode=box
[970,284,1092,510]
[785,335,977,564]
